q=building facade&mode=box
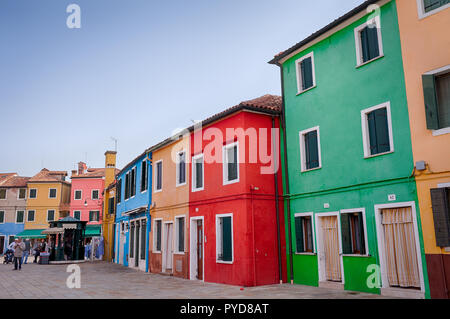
[0,174,30,254]
[188,95,287,287]
[102,151,118,262]
[271,0,430,298]
[396,0,450,299]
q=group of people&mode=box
[5,238,48,270]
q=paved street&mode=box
[0,259,391,299]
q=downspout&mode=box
[272,116,283,284]
[278,63,294,284]
[250,185,257,286]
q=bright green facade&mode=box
[278,1,430,297]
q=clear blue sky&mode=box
[0,0,366,177]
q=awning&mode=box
[42,228,64,235]
[83,225,101,237]
[15,229,47,239]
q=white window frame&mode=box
[417,0,450,19]
[154,160,163,193]
[174,215,186,254]
[27,210,35,222]
[192,154,204,192]
[47,210,55,222]
[89,210,100,222]
[0,210,5,224]
[0,189,6,200]
[354,15,384,67]
[74,190,82,200]
[340,208,369,257]
[222,142,240,186]
[299,126,322,172]
[176,150,187,187]
[15,210,25,224]
[91,189,99,200]
[361,101,394,158]
[294,212,316,255]
[295,51,316,95]
[153,218,163,253]
[48,188,57,199]
[73,210,81,220]
[29,188,37,199]
[215,213,234,264]
[17,188,27,200]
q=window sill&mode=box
[301,166,322,173]
[223,179,239,186]
[356,55,384,68]
[154,189,162,194]
[418,5,450,20]
[216,260,234,265]
[341,254,371,258]
[296,85,316,96]
[176,183,187,188]
[364,150,393,159]
[153,251,161,254]
[173,251,185,255]
[192,188,204,193]
[432,127,450,136]
[295,252,316,256]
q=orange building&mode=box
[396,0,450,298]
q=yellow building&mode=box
[396,0,450,298]
[149,135,190,278]
[24,169,71,234]
[102,151,118,262]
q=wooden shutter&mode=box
[341,214,353,254]
[368,108,390,155]
[157,163,162,190]
[358,213,366,255]
[305,131,319,169]
[367,25,380,60]
[422,74,440,130]
[178,218,185,252]
[423,0,448,12]
[179,153,186,184]
[360,27,370,63]
[430,188,450,247]
[301,57,313,90]
[222,217,232,262]
[295,217,304,253]
[156,221,162,251]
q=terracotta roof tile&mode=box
[71,168,120,179]
[29,169,69,183]
[1,176,30,188]
[0,173,17,186]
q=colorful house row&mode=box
[269,0,449,299]
[113,95,287,287]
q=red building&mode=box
[188,95,287,287]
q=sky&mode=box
[0,0,366,177]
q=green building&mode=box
[270,0,430,298]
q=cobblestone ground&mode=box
[0,258,392,299]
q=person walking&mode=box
[22,239,31,264]
[12,238,26,271]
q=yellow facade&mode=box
[102,151,117,262]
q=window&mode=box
[47,210,55,222]
[0,211,4,224]
[18,188,26,200]
[16,211,25,223]
[175,216,185,253]
[295,52,316,94]
[140,220,146,260]
[430,187,450,247]
[155,161,163,192]
[108,197,115,215]
[192,154,204,191]
[294,214,314,253]
[153,219,162,252]
[141,161,148,192]
[216,214,233,263]
[117,179,122,203]
[73,211,81,220]
[223,143,239,185]
[361,102,394,157]
[27,210,35,222]
[130,167,136,197]
[354,16,383,66]
[418,0,450,18]
[125,172,130,200]
[74,190,82,200]
[0,189,6,200]
[341,211,367,255]
[29,188,37,199]
[89,211,100,222]
[49,188,57,199]
[299,127,322,172]
[176,151,187,186]
[91,190,99,200]
[423,69,450,132]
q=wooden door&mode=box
[197,220,203,280]
[321,216,342,282]
[165,223,173,271]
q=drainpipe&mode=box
[250,185,257,286]
[278,64,294,284]
[272,116,283,284]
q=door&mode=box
[135,222,140,267]
[0,236,4,255]
[320,216,342,282]
[119,229,124,265]
[164,223,173,271]
[197,220,203,280]
[381,207,421,289]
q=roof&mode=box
[71,168,119,179]
[28,168,69,184]
[269,0,379,65]
[0,173,17,186]
[0,176,30,188]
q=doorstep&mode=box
[159,272,174,277]
[381,287,425,299]
[319,281,344,290]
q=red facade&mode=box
[188,100,287,287]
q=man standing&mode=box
[12,238,26,271]
[22,239,31,264]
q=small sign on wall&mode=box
[388,194,396,202]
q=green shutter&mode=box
[430,188,450,247]
[422,74,440,130]
[357,213,366,255]
[0,211,3,223]
[305,131,319,169]
[424,0,449,12]
[374,108,390,153]
[227,146,238,181]
[222,217,232,262]
[294,217,304,253]
[436,72,450,129]
[340,214,352,254]
[178,218,185,252]
[301,57,314,90]
[156,221,161,251]
[196,161,203,188]
[367,26,380,60]
[360,27,370,63]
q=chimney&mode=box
[104,151,117,187]
[71,170,77,177]
[78,162,87,175]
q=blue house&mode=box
[114,151,152,272]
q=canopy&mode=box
[41,228,64,235]
[84,225,101,237]
[15,229,47,239]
